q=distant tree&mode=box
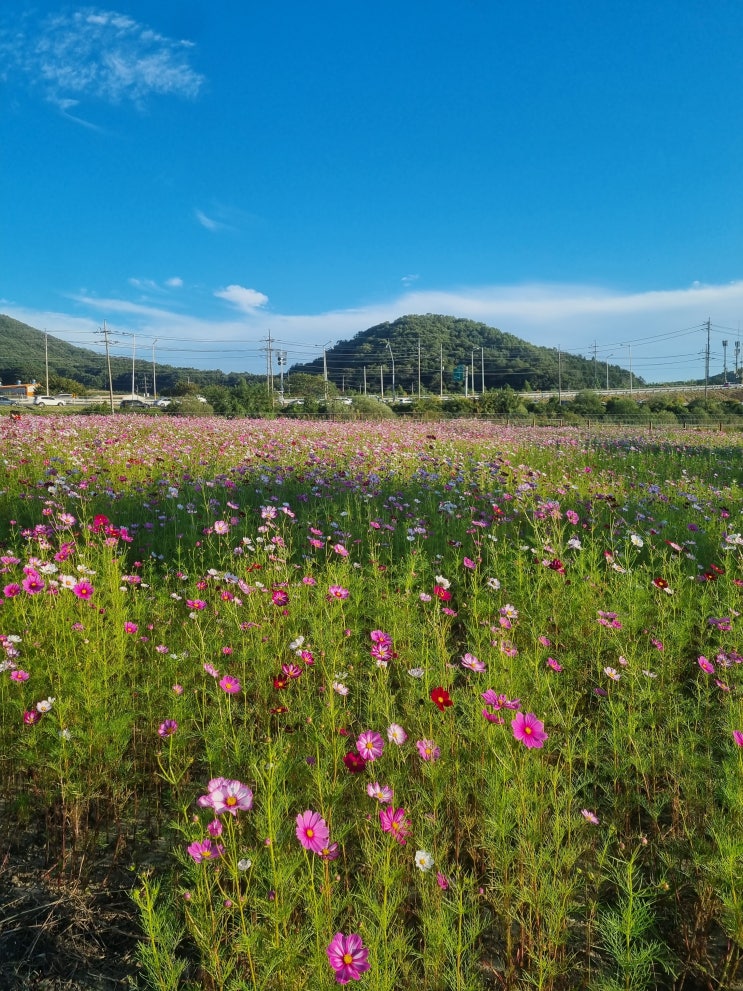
[569,390,605,417]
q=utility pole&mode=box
[385,340,395,400]
[557,347,562,406]
[152,339,158,400]
[735,339,740,382]
[628,345,633,396]
[593,340,597,389]
[704,318,711,400]
[323,346,329,401]
[465,365,468,398]
[481,347,485,394]
[605,354,613,391]
[440,343,444,398]
[723,340,728,385]
[363,365,367,395]
[470,350,476,398]
[380,365,384,399]
[44,332,49,396]
[131,333,136,398]
[95,322,116,413]
[417,337,421,398]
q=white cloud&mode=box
[195,210,223,232]
[2,8,204,108]
[215,285,269,312]
[165,277,183,288]
[4,277,741,382]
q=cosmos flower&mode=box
[296,810,330,853]
[511,712,548,749]
[379,806,412,845]
[387,723,407,745]
[415,849,434,871]
[326,932,370,985]
[187,838,224,863]
[356,731,384,761]
[430,686,453,711]
[416,739,441,761]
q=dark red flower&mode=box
[270,705,288,714]
[343,752,366,773]
[430,686,453,712]
[547,558,565,574]
[652,577,669,589]
[273,675,289,690]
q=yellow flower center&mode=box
[343,953,353,965]
[307,828,314,838]
[525,726,532,734]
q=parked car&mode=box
[0,397,18,406]
[154,398,171,407]
[34,395,66,406]
[119,399,152,410]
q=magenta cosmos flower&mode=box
[733,731,743,747]
[296,809,330,853]
[326,932,370,984]
[72,580,94,600]
[328,585,350,600]
[356,731,384,761]
[511,712,548,749]
[379,806,412,845]
[416,739,441,762]
[187,838,224,863]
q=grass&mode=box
[0,415,742,989]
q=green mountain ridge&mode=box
[0,312,657,395]
[290,314,639,393]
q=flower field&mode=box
[1,414,742,990]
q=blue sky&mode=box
[3,0,743,383]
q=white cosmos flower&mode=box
[415,850,434,872]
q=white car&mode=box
[34,395,66,406]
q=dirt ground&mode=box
[0,832,142,990]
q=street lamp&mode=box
[605,354,614,391]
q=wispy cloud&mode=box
[214,285,269,312]
[195,209,224,232]
[1,8,204,109]
[4,277,742,381]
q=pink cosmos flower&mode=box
[158,719,178,737]
[357,731,384,761]
[332,543,349,557]
[219,675,241,694]
[23,710,41,725]
[581,809,599,825]
[296,810,330,853]
[547,657,563,672]
[366,782,394,803]
[187,838,224,863]
[10,670,29,682]
[436,871,450,890]
[3,584,21,598]
[733,731,743,747]
[416,739,441,761]
[461,652,486,672]
[72,580,94,600]
[379,806,412,845]
[387,723,407,745]
[22,573,45,594]
[326,932,370,984]
[124,622,138,634]
[698,656,715,674]
[511,712,548,749]
[199,778,253,816]
[462,556,476,569]
[328,585,349,599]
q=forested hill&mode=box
[0,315,254,394]
[287,314,636,393]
